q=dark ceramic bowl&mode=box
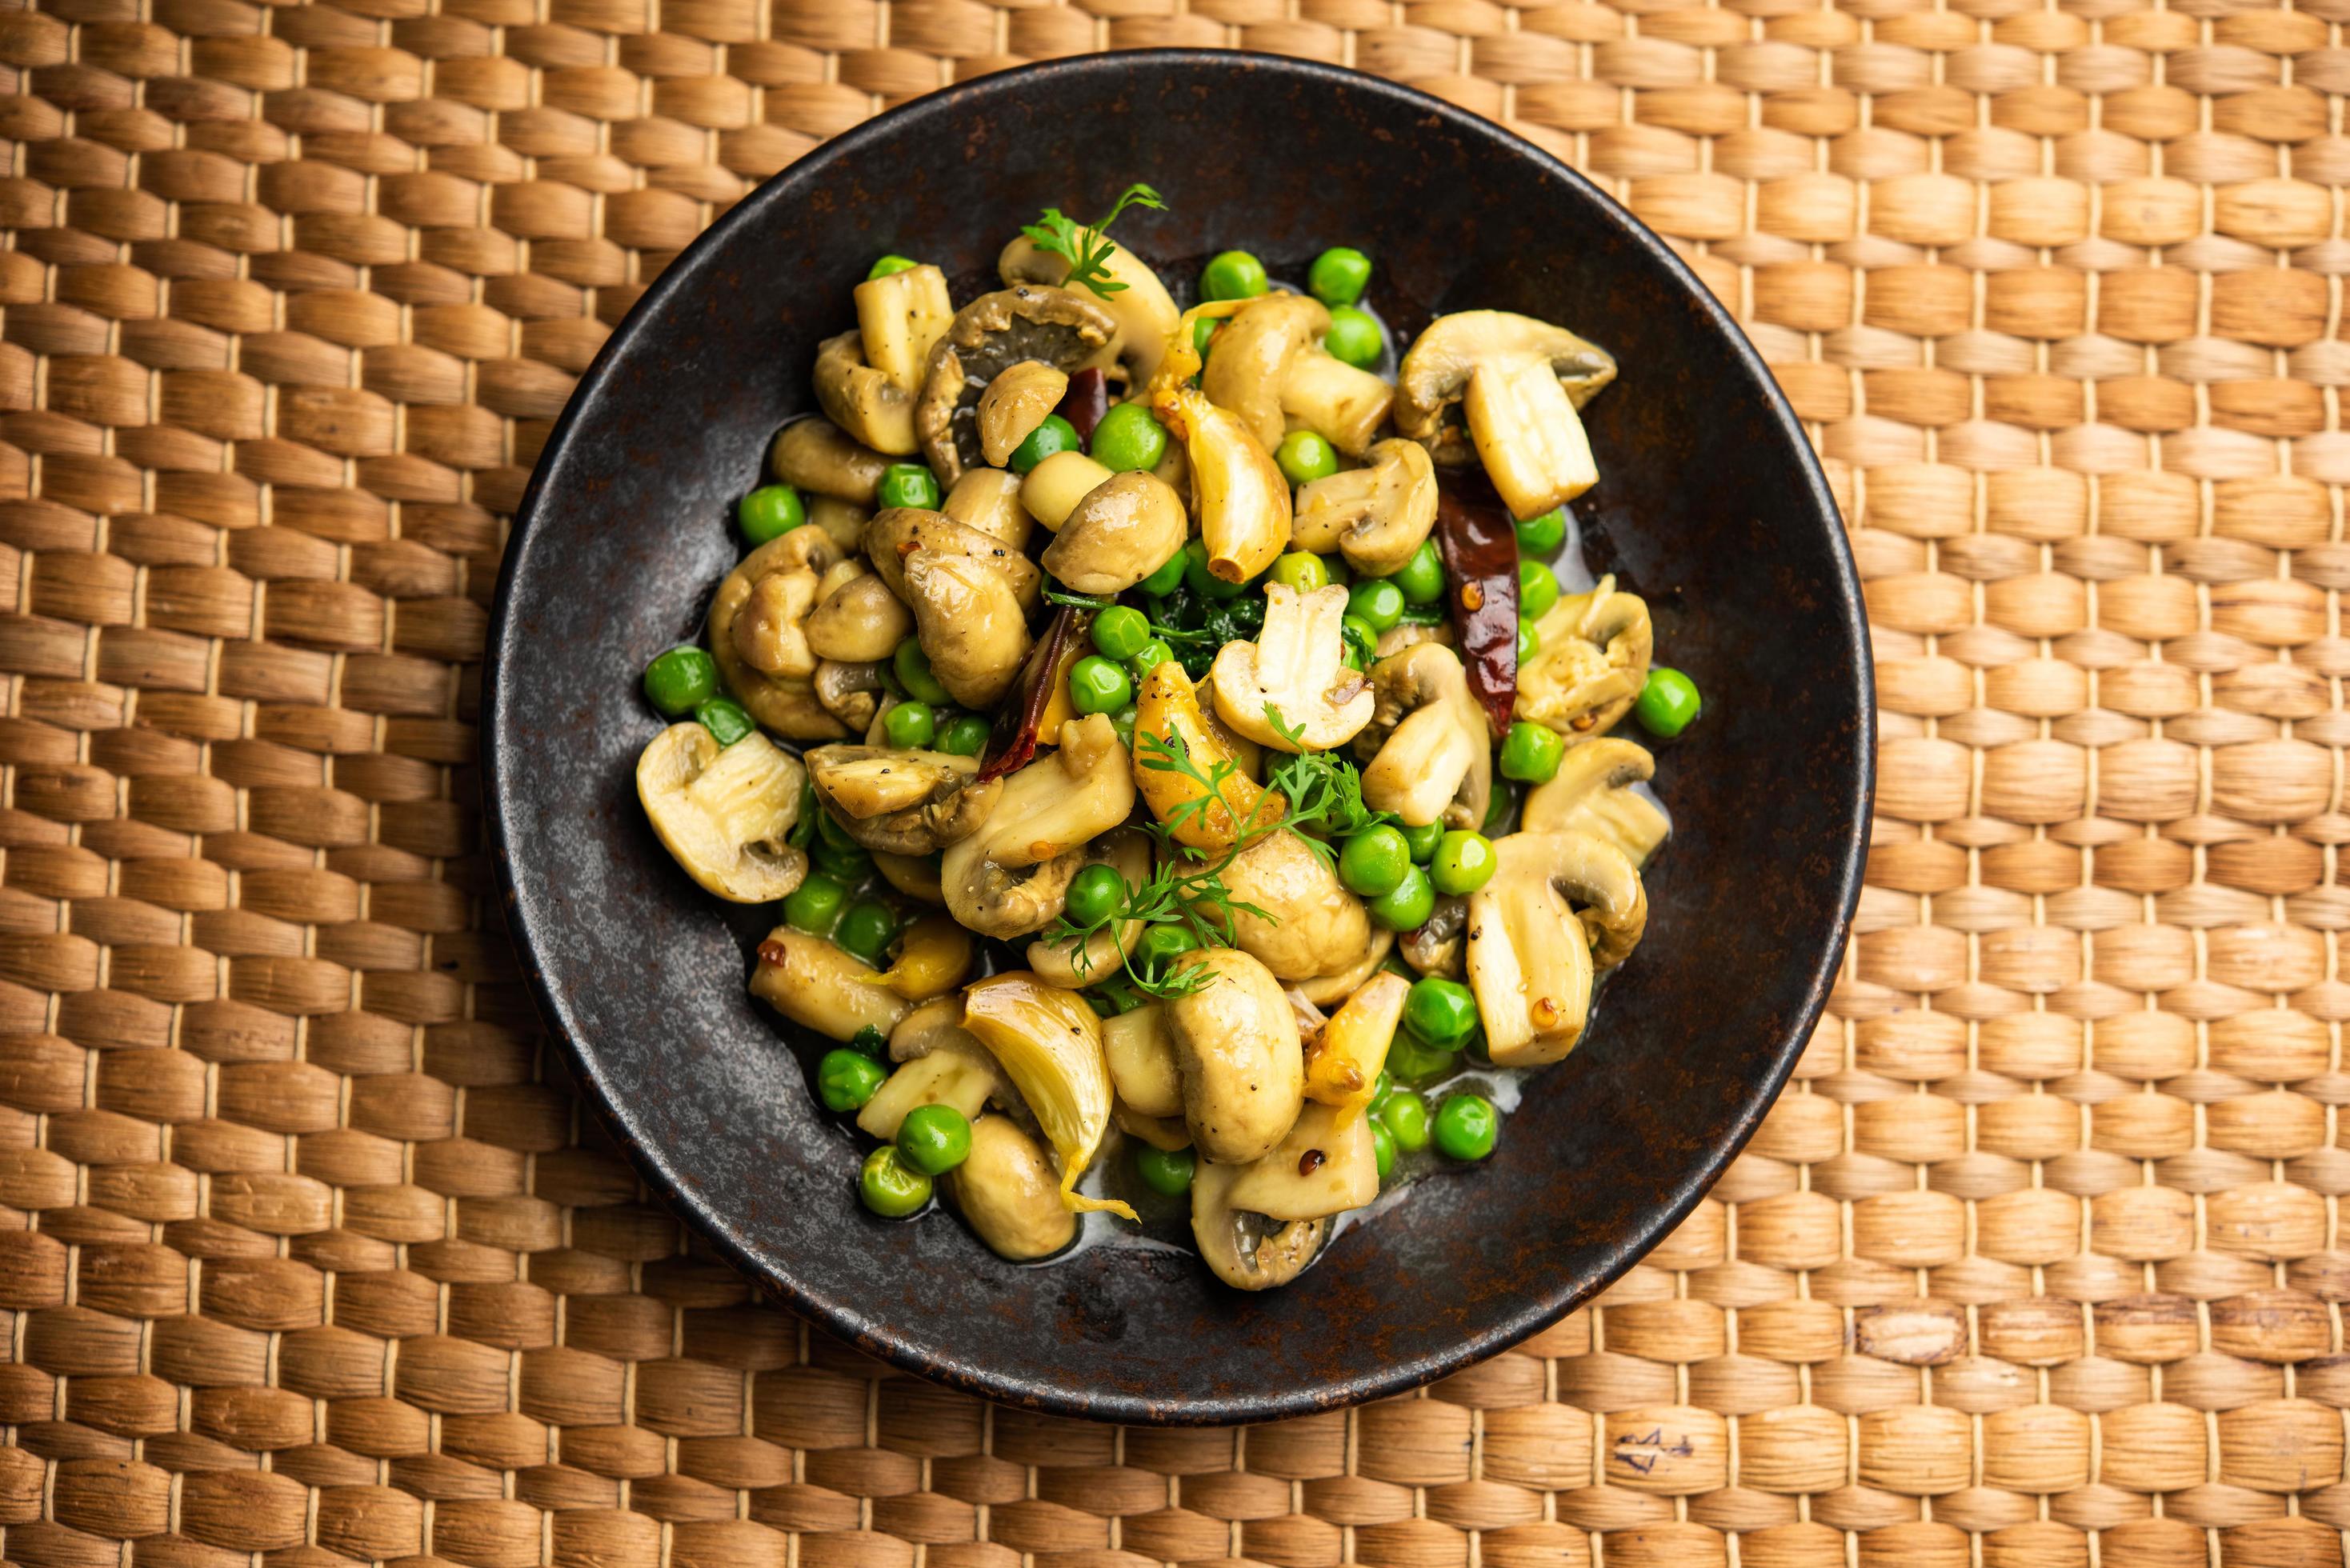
[486,50,1872,1424]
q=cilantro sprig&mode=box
[1022,183,1166,298]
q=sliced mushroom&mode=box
[804,570,912,664]
[962,971,1136,1218]
[859,1023,1005,1144]
[1206,829,1372,985]
[1221,1101,1378,1219]
[771,416,889,506]
[1463,830,1648,1067]
[1131,662,1287,851]
[1000,231,1181,387]
[813,659,887,734]
[1191,1165,1327,1292]
[1163,946,1304,1165]
[1201,292,1392,458]
[813,330,919,457]
[1303,971,1407,1117]
[915,286,1116,486]
[977,360,1071,467]
[1395,310,1617,521]
[864,913,974,1001]
[1291,927,1395,1007]
[1209,582,1373,754]
[949,1116,1078,1261]
[1040,470,1188,595]
[1100,999,1182,1120]
[1291,440,1439,579]
[1521,736,1671,866]
[806,745,999,855]
[862,506,1043,608]
[710,527,851,739]
[1027,826,1151,988]
[1355,643,1493,830]
[903,550,1033,710]
[752,928,910,1042]
[636,724,808,903]
[874,849,945,904]
[1020,450,1117,533]
[855,262,955,391]
[942,466,1035,552]
[1517,574,1653,741]
[1400,894,1468,978]
[943,714,1137,939]
[1151,382,1291,585]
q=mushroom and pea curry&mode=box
[631,187,1704,1289]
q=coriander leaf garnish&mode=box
[1022,182,1166,299]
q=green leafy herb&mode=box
[1259,705,1391,866]
[1022,182,1167,299]
[1043,583,1211,644]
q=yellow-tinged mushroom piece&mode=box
[863,913,975,1002]
[962,971,1136,1219]
[1131,662,1287,851]
[1151,383,1290,585]
[635,724,808,903]
[1303,970,1407,1118]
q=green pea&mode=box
[1515,507,1567,555]
[879,462,943,510]
[1268,551,1332,594]
[1484,781,1517,834]
[1386,1028,1454,1083]
[1183,537,1248,600]
[1340,614,1380,670]
[817,1048,886,1112]
[1518,558,1561,621]
[784,873,846,934]
[1347,578,1405,633]
[1391,538,1444,606]
[695,697,754,746]
[1637,666,1703,738]
[1135,1143,1196,1197]
[1135,921,1192,979]
[1068,654,1133,716]
[1192,316,1219,362]
[1089,402,1170,474]
[1200,250,1268,302]
[835,901,897,966]
[1323,307,1383,370]
[1434,1092,1498,1161]
[849,1024,887,1058]
[643,645,717,717]
[1367,862,1435,932]
[1011,414,1081,476]
[1381,1090,1432,1151]
[937,713,991,756]
[1111,704,1138,750]
[1402,820,1445,863]
[816,808,862,854]
[1370,1070,1396,1110]
[1500,721,1565,784]
[896,1103,972,1176]
[883,700,935,750]
[1129,640,1176,682]
[1065,862,1127,927]
[1087,605,1148,662]
[738,483,806,544]
[1275,430,1339,486]
[1140,549,1187,597]
[859,1145,932,1218]
[1308,246,1372,308]
[1429,830,1497,896]
[867,254,919,279]
[811,843,870,885]
[893,639,951,705]
[1515,620,1540,666]
[1337,825,1411,898]
[1370,1118,1397,1180]
[1405,976,1479,1048]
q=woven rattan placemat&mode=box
[1,2,2345,1562]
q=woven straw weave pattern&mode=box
[0,0,2347,1561]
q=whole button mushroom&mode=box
[1394,310,1618,522]
[1162,946,1305,1165]
[949,1116,1079,1261]
[771,416,890,507]
[1039,470,1188,595]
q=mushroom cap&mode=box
[1203,828,1371,983]
[902,550,1034,711]
[805,744,1001,856]
[942,715,1137,939]
[862,506,1043,607]
[1516,574,1654,741]
[1291,927,1395,1008]
[1191,1162,1327,1290]
[1201,292,1328,454]
[1291,439,1439,579]
[770,416,890,506]
[1394,310,1618,465]
[811,658,887,735]
[812,329,920,457]
[635,724,810,904]
[803,570,912,664]
[1039,470,1188,595]
[915,286,1116,485]
[1209,582,1374,754]
[751,926,910,1042]
[947,1116,1078,1262]
[1163,946,1305,1165]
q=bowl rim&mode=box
[484,46,1876,1424]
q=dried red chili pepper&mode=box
[1055,368,1110,444]
[977,606,1083,783]
[1434,476,1519,738]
